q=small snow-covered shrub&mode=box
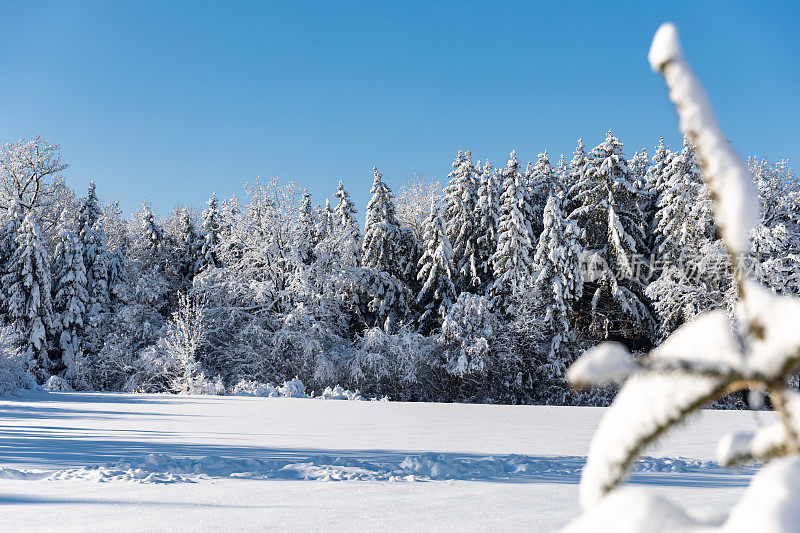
[321,385,364,401]
[348,327,436,401]
[0,328,37,396]
[187,373,226,395]
[440,293,496,378]
[278,377,307,398]
[44,375,73,392]
[232,379,279,397]
[231,378,307,398]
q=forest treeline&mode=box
[0,133,795,404]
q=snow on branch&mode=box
[648,22,759,256]
[567,342,636,389]
[568,23,800,514]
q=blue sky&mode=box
[1,1,797,219]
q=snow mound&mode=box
[44,375,73,392]
[320,385,365,401]
[1,453,747,486]
[232,378,307,398]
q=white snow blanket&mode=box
[0,391,766,531]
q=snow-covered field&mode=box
[0,392,766,531]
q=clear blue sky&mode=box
[1,1,797,219]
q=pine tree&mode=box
[199,193,223,272]
[140,203,163,253]
[177,207,201,282]
[491,152,535,312]
[333,180,361,268]
[51,221,88,383]
[443,150,480,291]
[4,213,53,379]
[646,138,722,340]
[563,139,588,214]
[317,198,334,245]
[77,183,111,336]
[296,190,318,265]
[362,167,417,284]
[473,159,500,294]
[526,150,556,245]
[651,138,705,265]
[530,191,584,394]
[568,131,653,347]
[0,200,24,321]
[643,138,674,253]
[416,201,457,333]
[107,240,129,309]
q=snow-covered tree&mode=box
[332,180,361,268]
[749,158,800,295]
[646,139,729,340]
[491,152,535,312]
[568,131,654,347]
[395,173,441,241]
[416,202,457,333]
[473,159,500,293]
[78,183,111,322]
[198,193,223,272]
[0,137,67,212]
[643,138,674,249]
[362,167,418,286]
[176,207,201,283]
[563,139,588,214]
[316,199,334,245]
[532,192,584,373]
[443,150,480,291]
[50,219,88,384]
[4,213,53,379]
[296,190,318,265]
[526,150,556,244]
[0,200,24,320]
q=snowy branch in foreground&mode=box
[648,22,759,257]
[566,22,800,520]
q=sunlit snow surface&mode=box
[0,392,764,531]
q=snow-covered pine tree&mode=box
[443,150,480,292]
[50,218,89,385]
[416,201,457,334]
[362,167,418,285]
[526,150,556,245]
[0,200,24,321]
[140,203,163,254]
[530,190,584,396]
[177,207,201,283]
[568,131,654,348]
[316,199,334,245]
[646,138,730,340]
[333,180,361,268]
[77,183,111,346]
[651,138,705,266]
[628,148,653,251]
[491,152,535,313]
[198,193,223,272]
[563,139,588,214]
[473,159,500,293]
[107,239,129,310]
[4,212,53,380]
[296,190,318,265]
[643,138,674,252]
[749,158,800,295]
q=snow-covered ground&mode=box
[0,392,767,531]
